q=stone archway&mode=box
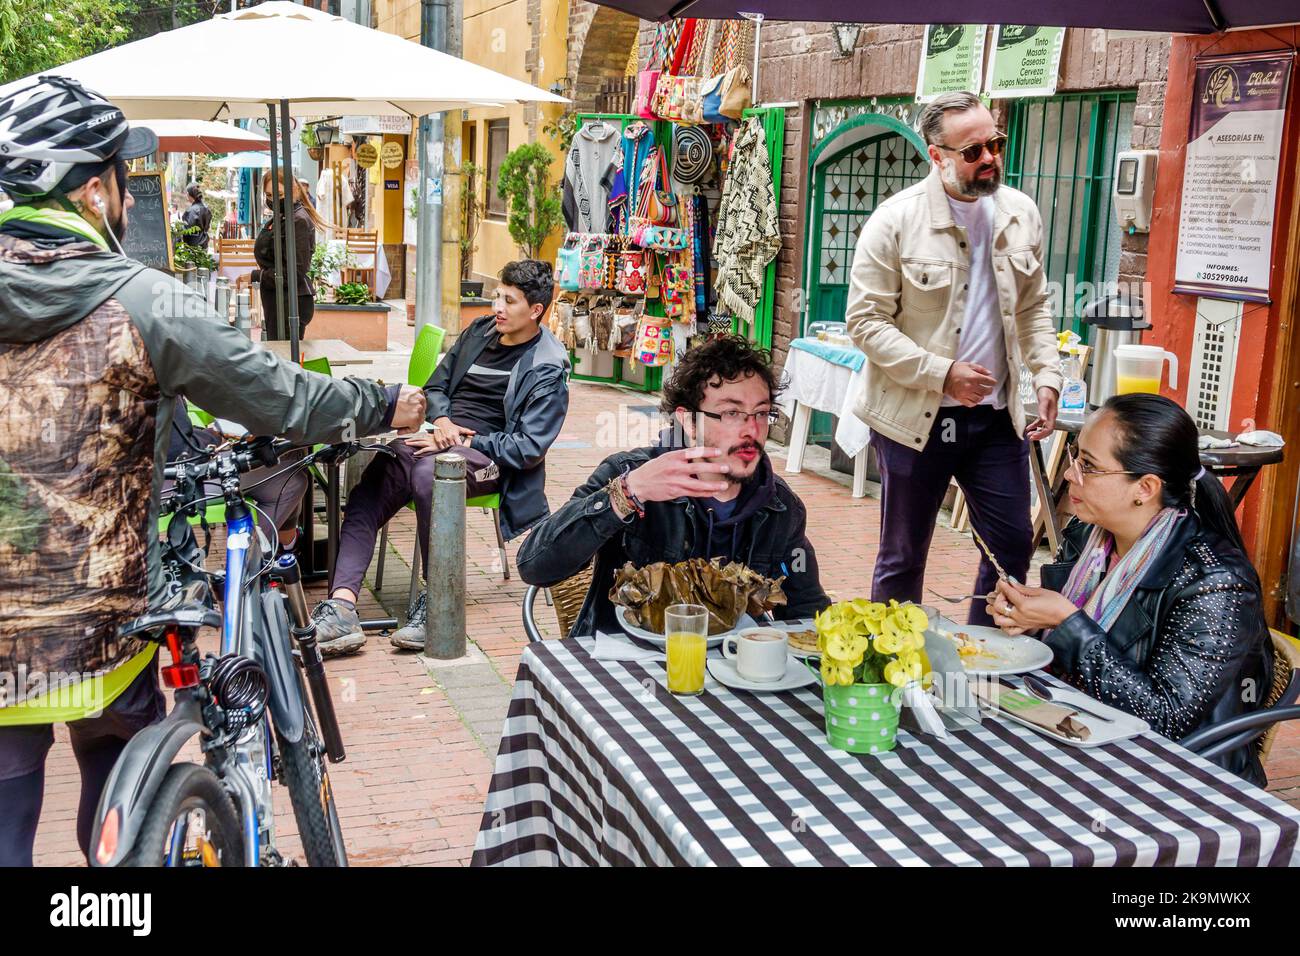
[567,1,640,113]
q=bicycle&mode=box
[89,435,391,867]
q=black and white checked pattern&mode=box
[471,639,1300,867]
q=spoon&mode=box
[1021,673,1114,724]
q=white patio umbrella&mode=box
[136,119,269,153]
[0,1,565,120]
[210,151,274,169]
[0,0,565,360]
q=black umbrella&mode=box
[606,0,1295,32]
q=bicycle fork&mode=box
[272,554,346,763]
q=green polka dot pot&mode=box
[823,682,900,755]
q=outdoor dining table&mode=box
[471,636,1300,866]
[776,338,872,498]
[1027,406,1286,553]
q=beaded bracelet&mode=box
[607,473,643,520]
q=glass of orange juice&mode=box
[665,603,708,696]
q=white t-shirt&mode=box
[940,194,1007,408]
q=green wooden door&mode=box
[807,131,928,330]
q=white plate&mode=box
[985,681,1150,748]
[767,619,821,660]
[931,620,1054,676]
[614,605,738,649]
[706,656,819,693]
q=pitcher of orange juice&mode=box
[665,604,708,696]
[1114,344,1178,395]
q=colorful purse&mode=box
[616,247,649,296]
[578,234,608,291]
[634,69,662,120]
[661,256,692,319]
[635,314,674,366]
[656,75,702,124]
[555,234,581,292]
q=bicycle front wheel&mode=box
[120,763,245,867]
[276,719,348,867]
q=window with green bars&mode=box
[1004,91,1137,338]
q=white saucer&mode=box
[706,656,819,693]
[615,605,736,648]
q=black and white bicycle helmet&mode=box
[0,75,157,200]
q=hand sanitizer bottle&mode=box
[1060,349,1087,412]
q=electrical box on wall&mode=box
[1113,150,1158,233]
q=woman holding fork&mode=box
[987,394,1271,784]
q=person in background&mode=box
[311,260,571,655]
[518,336,831,637]
[845,90,1062,625]
[988,394,1271,785]
[252,171,324,336]
[179,182,211,251]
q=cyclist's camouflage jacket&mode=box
[0,224,393,706]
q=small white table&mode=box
[776,342,872,498]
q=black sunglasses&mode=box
[937,133,1007,164]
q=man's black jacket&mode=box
[518,436,831,638]
[1042,514,1272,785]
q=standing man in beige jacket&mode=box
[846,91,1062,625]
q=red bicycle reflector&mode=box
[95,806,120,865]
[162,662,200,688]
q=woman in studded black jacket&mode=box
[987,395,1272,785]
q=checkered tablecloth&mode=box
[471,639,1300,867]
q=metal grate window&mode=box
[1005,92,1137,336]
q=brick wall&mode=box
[568,2,641,113]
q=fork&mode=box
[926,587,994,605]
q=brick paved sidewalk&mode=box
[32,379,1300,866]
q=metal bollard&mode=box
[214,277,230,325]
[425,453,466,659]
[235,291,251,337]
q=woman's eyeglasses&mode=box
[936,133,1007,164]
[1065,447,1137,485]
[697,408,780,427]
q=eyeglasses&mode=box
[1065,447,1138,485]
[697,408,779,427]
[936,133,1007,164]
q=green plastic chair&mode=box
[374,323,510,601]
[408,323,446,387]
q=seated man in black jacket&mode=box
[519,336,831,636]
[313,260,570,655]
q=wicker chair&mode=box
[1182,629,1300,762]
[523,565,594,643]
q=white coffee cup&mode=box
[721,627,789,683]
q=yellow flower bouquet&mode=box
[815,600,931,755]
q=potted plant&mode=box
[459,160,485,298]
[171,222,217,275]
[814,600,930,755]
[495,142,563,259]
[301,124,322,162]
[308,243,355,303]
[332,281,370,305]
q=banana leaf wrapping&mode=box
[610,558,786,635]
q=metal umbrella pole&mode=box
[265,104,287,343]
[278,99,302,365]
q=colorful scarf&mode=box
[1058,508,1183,632]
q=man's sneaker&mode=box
[390,591,427,651]
[310,599,366,657]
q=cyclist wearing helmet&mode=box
[0,76,428,866]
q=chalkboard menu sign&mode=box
[124,170,174,272]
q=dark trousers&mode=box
[332,438,500,596]
[258,283,314,339]
[870,405,1031,626]
[0,661,165,866]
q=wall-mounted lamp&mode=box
[832,22,862,58]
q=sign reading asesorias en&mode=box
[1174,51,1295,303]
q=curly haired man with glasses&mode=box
[518,335,831,638]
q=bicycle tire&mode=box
[276,719,348,867]
[120,763,245,867]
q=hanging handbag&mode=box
[577,234,608,291]
[701,66,751,123]
[661,254,692,320]
[634,313,674,367]
[572,296,594,347]
[555,233,582,292]
[656,75,702,124]
[634,69,662,120]
[616,246,649,296]
[603,234,624,290]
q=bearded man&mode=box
[846,91,1063,625]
